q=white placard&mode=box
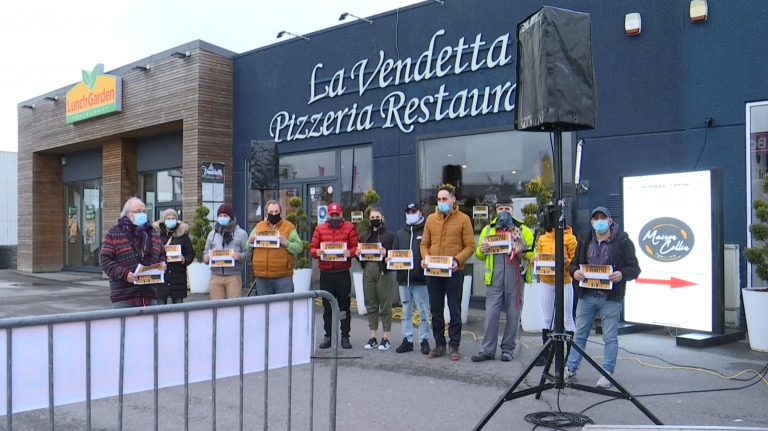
[623,171,712,332]
[202,183,214,201]
[0,300,312,415]
[213,183,224,202]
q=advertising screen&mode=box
[622,171,712,332]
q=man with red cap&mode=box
[310,202,359,349]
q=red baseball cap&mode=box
[328,202,342,215]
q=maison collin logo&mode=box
[66,64,122,124]
[638,217,695,262]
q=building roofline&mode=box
[234,0,434,59]
[18,40,237,108]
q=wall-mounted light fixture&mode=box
[339,12,373,24]
[625,13,641,35]
[277,31,310,41]
[43,96,58,102]
[132,65,151,71]
[21,104,34,109]
[690,0,708,22]
[171,51,191,59]
[432,0,444,5]
[61,156,67,166]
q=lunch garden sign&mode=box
[66,64,122,124]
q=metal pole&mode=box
[308,300,316,431]
[264,302,270,430]
[239,305,245,431]
[287,300,294,431]
[328,301,340,431]
[154,314,159,431]
[48,324,54,431]
[212,308,217,431]
[6,328,11,431]
[86,321,92,431]
[184,311,189,431]
[553,130,565,382]
[118,317,125,431]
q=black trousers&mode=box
[157,298,183,305]
[320,271,352,338]
[427,270,464,346]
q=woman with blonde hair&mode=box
[153,209,195,304]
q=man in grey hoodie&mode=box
[203,203,250,300]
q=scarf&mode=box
[118,216,153,259]
[215,219,237,245]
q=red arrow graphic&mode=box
[634,277,698,289]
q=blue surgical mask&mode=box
[406,213,420,225]
[438,202,452,213]
[165,220,177,229]
[218,217,230,226]
[593,220,610,234]
[133,213,148,226]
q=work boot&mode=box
[319,336,331,349]
[341,337,352,349]
[449,343,460,361]
[428,344,446,359]
[535,329,551,367]
[471,352,494,363]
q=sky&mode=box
[0,0,425,153]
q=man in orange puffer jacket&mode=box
[310,202,359,350]
[531,224,578,366]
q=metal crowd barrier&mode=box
[0,290,341,431]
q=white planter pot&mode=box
[743,288,768,352]
[188,262,211,294]
[353,272,367,315]
[521,282,546,333]
[444,275,472,325]
[293,269,312,293]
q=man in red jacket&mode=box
[310,202,359,349]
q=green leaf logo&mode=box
[81,65,100,92]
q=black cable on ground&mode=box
[526,389,594,430]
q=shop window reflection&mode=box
[749,103,768,287]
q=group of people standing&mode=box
[100,191,640,388]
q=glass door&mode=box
[82,181,102,268]
[64,181,103,271]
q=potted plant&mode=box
[352,189,381,315]
[285,197,312,292]
[188,205,213,294]
[742,179,768,352]
[520,176,551,332]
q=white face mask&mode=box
[405,213,420,225]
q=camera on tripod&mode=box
[537,193,558,231]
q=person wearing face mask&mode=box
[247,200,304,295]
[153,209,195,305]
[566,206,641,388]
[202,204,250,300]
[355,207,395,350]
[419,185,476,361]
[100,197,166,309]
[310,202,359,350]
[472,202,534,363]
[387,203,431,354]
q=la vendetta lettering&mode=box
[67,88,115,113]
[270,30,515,143]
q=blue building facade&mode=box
[232,0,768,304]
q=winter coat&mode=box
[475,215,535,285]
[203,219,251,276]
[154,221,195,299]
[248,219,304,278]
[309,221,359,272]
[420,206,476,270]
[535,226,578,284]
[357,224,395,274]
[392,218,426,286]
[569,224,641,302]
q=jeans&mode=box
[320,271,352,338]
[399,283,430,342]
[157,298,183,305]
[567,292,622,374]
[113,299,157,309]
[255,276,294,295]
[427,270,464,346]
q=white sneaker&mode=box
[364,338,378,350]
[378,339,391,350]
[565,369,578,383]
[596,372,613,388]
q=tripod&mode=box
[472,131,662,430]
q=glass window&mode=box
[138,173,156,223]
[749,103,768,287]
[279,151,336,180]
[65,185,81,267]
[341,147,373,220]
[64,181,103,268]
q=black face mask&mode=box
[370,219,382,228]
[267,214,281,225]
[328,217,344,228]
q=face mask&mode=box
[133,213,148,226]
[218,217,230,226]
[370,219,382,228]
[593,220,610,234]
[497,211,513,229]
[328,217,344,228]
[267,214,281,225]
[406,213,420,225]
[438,202,452,213]
[165,219,177,229]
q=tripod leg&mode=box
[535,339,556,399]
[246,278,258,297]
[569,341,663,425]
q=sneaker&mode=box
[341,337,352,350]
[501,352,513,362]
[420,340,431,355]
[428,344,446,359]
[364,338,378,350]
[378,339,391,350]
[319,337,331,349]
[396,338,413,353]
[596,372,613,388]
[471,352,494,363]
[565,369,578,383]
[449,344,460,361]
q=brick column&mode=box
[102,139,137,234]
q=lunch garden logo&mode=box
[66,64,122,124]
[638,217,695,262]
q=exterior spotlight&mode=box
[277,31,310,41]
[339,13,373,24]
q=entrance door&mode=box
[64,181,103,271]
[156,205,183,223]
